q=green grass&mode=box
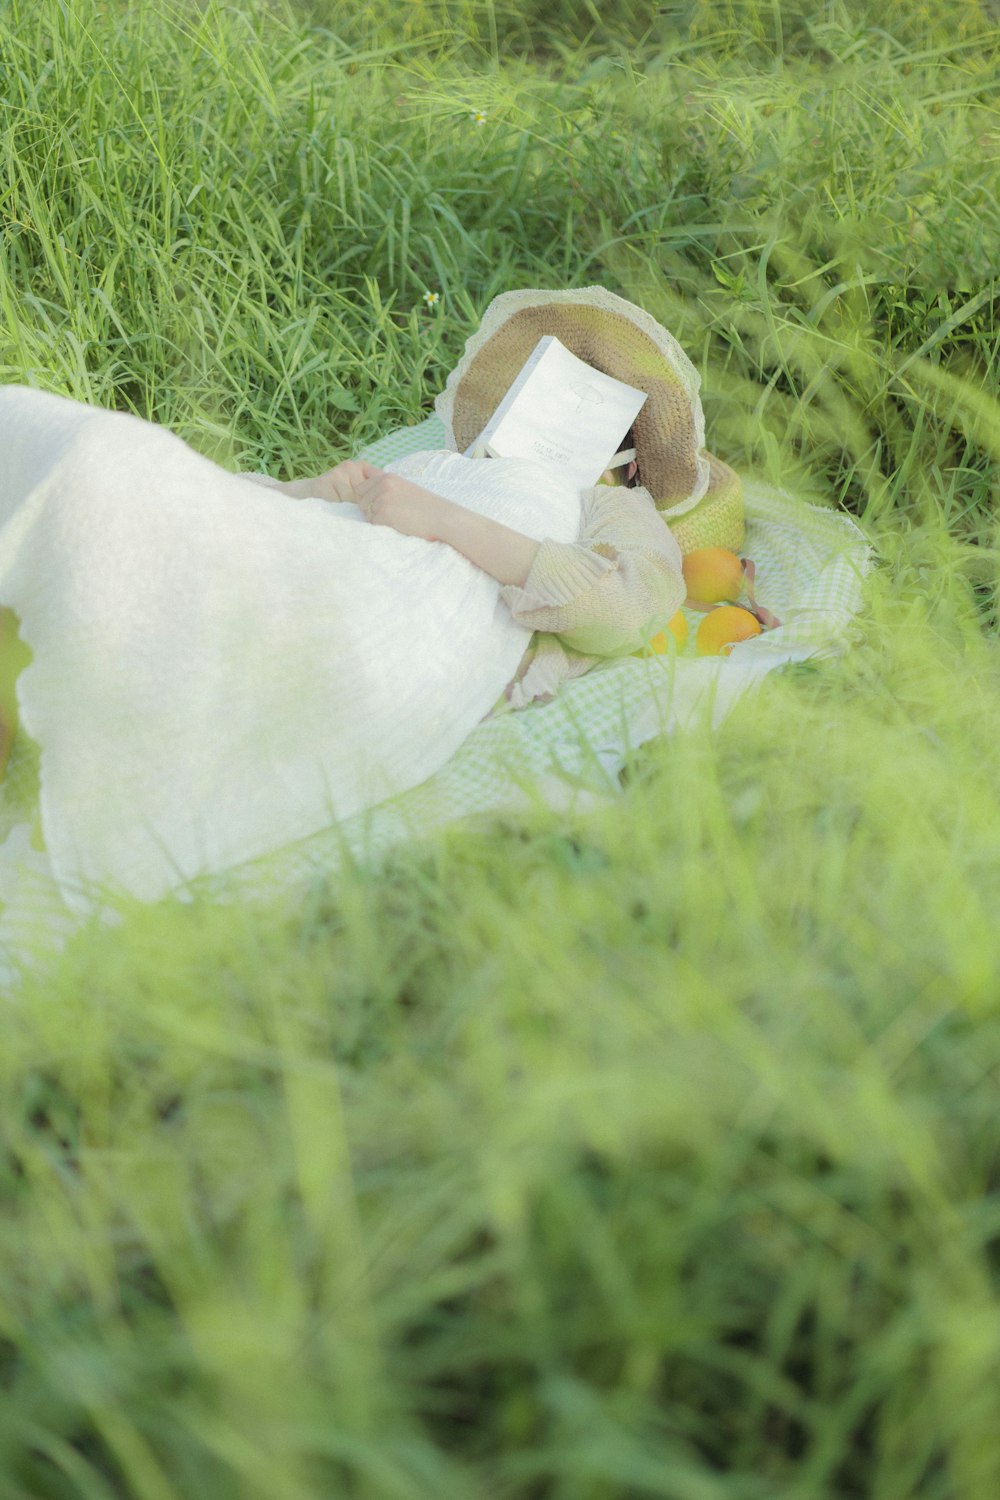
[2,0,1000,1495]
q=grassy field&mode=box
[2,0,1000,1495]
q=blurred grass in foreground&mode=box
[2,0,1000,1495]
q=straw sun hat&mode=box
[434,285,744,553]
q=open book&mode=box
[463,335,648,490]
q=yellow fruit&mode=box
[650,612,689,654]
[695,605,762,656]
[682,547,745,605]
[644,611,689,653]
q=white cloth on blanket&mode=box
[0,385,582,908]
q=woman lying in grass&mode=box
[0,286,741,908]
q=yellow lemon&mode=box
[639,611,689,655]
[682,547,745,605]
[695,605,762,656]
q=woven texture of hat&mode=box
[435,287,713,517]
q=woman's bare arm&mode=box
[266,473,348,501]
[428,503,541,588]
[324,463,544,587]
[245,461,368,502]
[266,462,544,588]
[275,476,336,499]
[346,468,542,587]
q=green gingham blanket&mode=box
[0,414,874,980]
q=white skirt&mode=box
[0,387,582,907]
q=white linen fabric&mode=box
[0,386,582,909]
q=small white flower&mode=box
[422,290,441,308]
[470,110,488,126]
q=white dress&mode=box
[0,386,582,908]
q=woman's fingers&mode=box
[344,461,383,485]
[320,460,384,503]
[353,464,385,503]
[327,473,354,503]
[355,470,394,509]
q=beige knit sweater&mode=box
[489,480,687,715]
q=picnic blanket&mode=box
[0,411,874,989]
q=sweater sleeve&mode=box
[497,484,687,657]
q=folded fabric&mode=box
[0,390,583,915]
[0,410,874,989]
[242,444,692,714]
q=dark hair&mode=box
[621,425,641,487]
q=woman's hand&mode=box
[248,462,447,543]
[316,459,379,504]
[316,460,545,583]
[322,462,447,542]
[352,468,449,546]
